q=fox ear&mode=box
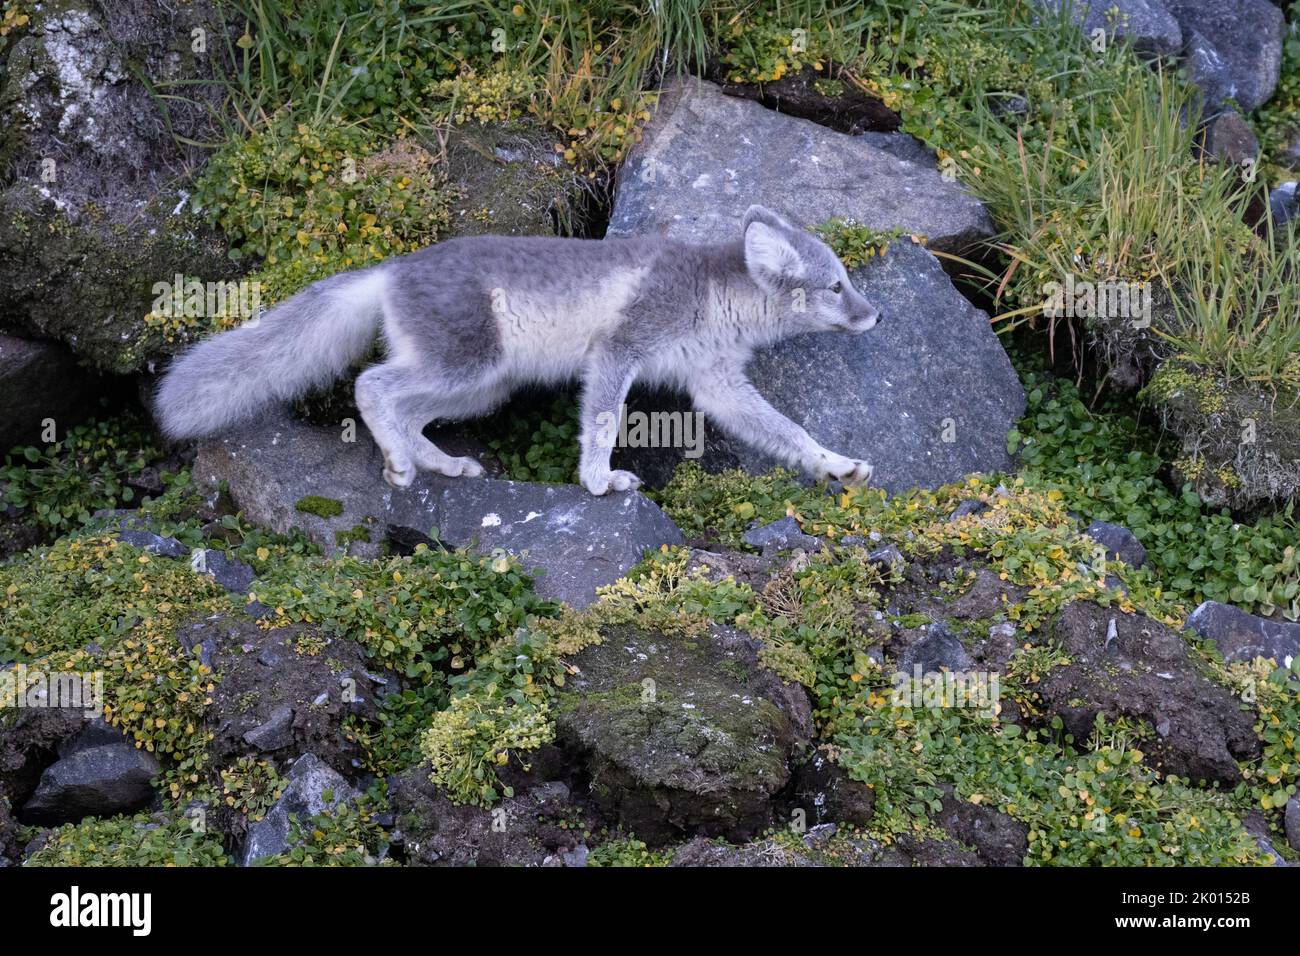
[743,204,796,233]
[744,219,804,289]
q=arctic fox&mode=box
[155,205,883,496]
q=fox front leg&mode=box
[689,367,873,487]
[578,348,643,496]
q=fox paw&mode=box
[434,455,484,479]
[813,452,873,487]
[382,452,416,489]
[582,468,642,496]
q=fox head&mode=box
[741,205,882,334]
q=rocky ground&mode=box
[1,0,1299,867]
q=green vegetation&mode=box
[220,757,288,821]
[1,416,161,533]
[814,220,918,268]
[24,813,228,867]
[1013,371,1300,619]
[295,495,345,518]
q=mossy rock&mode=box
[0,0,242,374]
[554,622,811,845]
[1142,361,1300,510]
[437,119,597,239]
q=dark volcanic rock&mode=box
[1185,600,1300,665]
[22,721,160,825]
[194,613,387,775]
[1165,0,1284,113]
[742,516,824,554]
[388,771,583,866]
[0,1,240,373]
[1034,0,1182,57]
[1037,601,1260,784]
[1084,520,1148,568]
[554,623,812,844]
[933,784,1028,866]
[0,335,99,452]
[792,748,876,827]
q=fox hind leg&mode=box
[355,363,502,487]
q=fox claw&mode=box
[814,452,873,487]
[581,468,642,496]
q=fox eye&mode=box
[830,281,843,294]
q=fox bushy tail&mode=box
[154,267,388,440]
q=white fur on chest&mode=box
[494,266,649,382]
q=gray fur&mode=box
[154,205,883,495]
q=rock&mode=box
[866,545,906,570]
[948,499,989,521]
[21,723,161,825]
[0,1,240,374]
[1201,110,1259,167]
[1165,0,1284,113]
[1269,182,1298,229]
[0,335,99,452]
[1037,601,1260,784]
[196,613,385,775]
[933,784,1028,866]
[617,240,1024,492]
[239,753,358,865]
[0,796,16,866]
[388,773,582,866]
[561,844,589,867]
[856,131,936,166]
[1084,519,1148,568]
[711,66,901,135]
[1185,601,1300,665]
[1035,0,1182,57]
[241,704,295,753]
[118,526,189,559]
[440,120,588,239]
[194,415,683,608]
[607,77,992,255]
[196,550,255,595]
[742,516,823,553]
[1241,810,1288,865]
[895,622,974,676]
[0,706,88,809]
[554,623,812,844]
[1286,794,1300,852]
[792,748,876,827]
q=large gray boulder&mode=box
[616,239,1023,491]
[608,77,992,254]
[1186,601,1300,665]
[194,416,683,607]
[21,720,160,824]
[1165,0,1284,113]
[1035,0,1182,57]
[606,77,1019,492]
